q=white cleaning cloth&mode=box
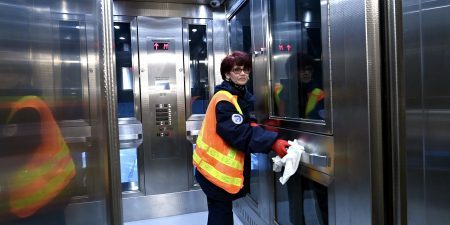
[272,140,304,185]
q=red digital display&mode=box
[154,42,169,50]
[278,43,293,52]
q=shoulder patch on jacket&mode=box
[231,114,243,124]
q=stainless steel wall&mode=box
[330,0,385,223]
[229,0,384,224]
[0,0,120,225]
[113,1,227,87]
[402,1,450,225]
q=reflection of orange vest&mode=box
[193,90,245,194]
[305,88,324,118]
[6,96,76,218]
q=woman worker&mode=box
[193,51,289,225]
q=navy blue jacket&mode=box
[195,81,278,201]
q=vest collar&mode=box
[215,81,253,101]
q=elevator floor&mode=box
[125,211,244,225]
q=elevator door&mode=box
[137,16,190,195]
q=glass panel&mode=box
[275,173,328,225]
[120,148,139,191]
[229,1,253,94]
[54,20,87,121]
[0,1,111,225]
[229,2,260,203]
[188,24,209,115]
[114,22,135,118]
[269,0,325,120]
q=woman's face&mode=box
[299,66,313,83]
[225,65,250,86]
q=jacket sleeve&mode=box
[215,101,278,154]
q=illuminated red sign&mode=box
[278,43,293,52]
[153,42,169,50]
[286,44,292,52]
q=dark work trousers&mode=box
[207,197,233,225]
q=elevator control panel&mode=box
[155,103,172,137]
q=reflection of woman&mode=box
[274,53,325,120]
[298,55,324,120]
[193,51,290,225]
[0,66,75,225]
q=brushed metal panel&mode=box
[384,0,407,224]
[137,16,190,194]
[122,189,207,222]
[118,118,143,148]
[402,2,450,225]
[234,199,268,225]
[116,0,209,4]
[0,1,119,225]
[401,2,450,225]
[114,1,212,18]
[212,10,228,85]
[329,0,383,225]
[225,0,247,18]
[66,201,108,225]
[252,0,270,123]
[402,5,426,225]
[99,0,123,225]
[130,18,142,122]
[276,129,334,176]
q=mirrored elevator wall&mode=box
[230,1,384,225]
[0,1,120,225]
[112,1,228,222]
[401,1,450,224]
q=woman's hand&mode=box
[272,139,290,157]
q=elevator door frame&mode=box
[137,16,189,195]
[112,1,228,222]
[112,16,145,195]
[182,18,215,189]
[120,16,208,222]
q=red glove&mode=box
[272,139,289,158]
[250,122,258,127]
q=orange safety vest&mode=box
[5,96,76,218]
[193,90,245,194]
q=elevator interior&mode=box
[0,1,119,225]
[2,1,449,225]
[112,1,226,222]
[0,0,379,224]
[112,1,377,225]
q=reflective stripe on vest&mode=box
[193,90,245,194]
[305,88,325,118]
[6,96,76,218]
[274,83,283,108]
